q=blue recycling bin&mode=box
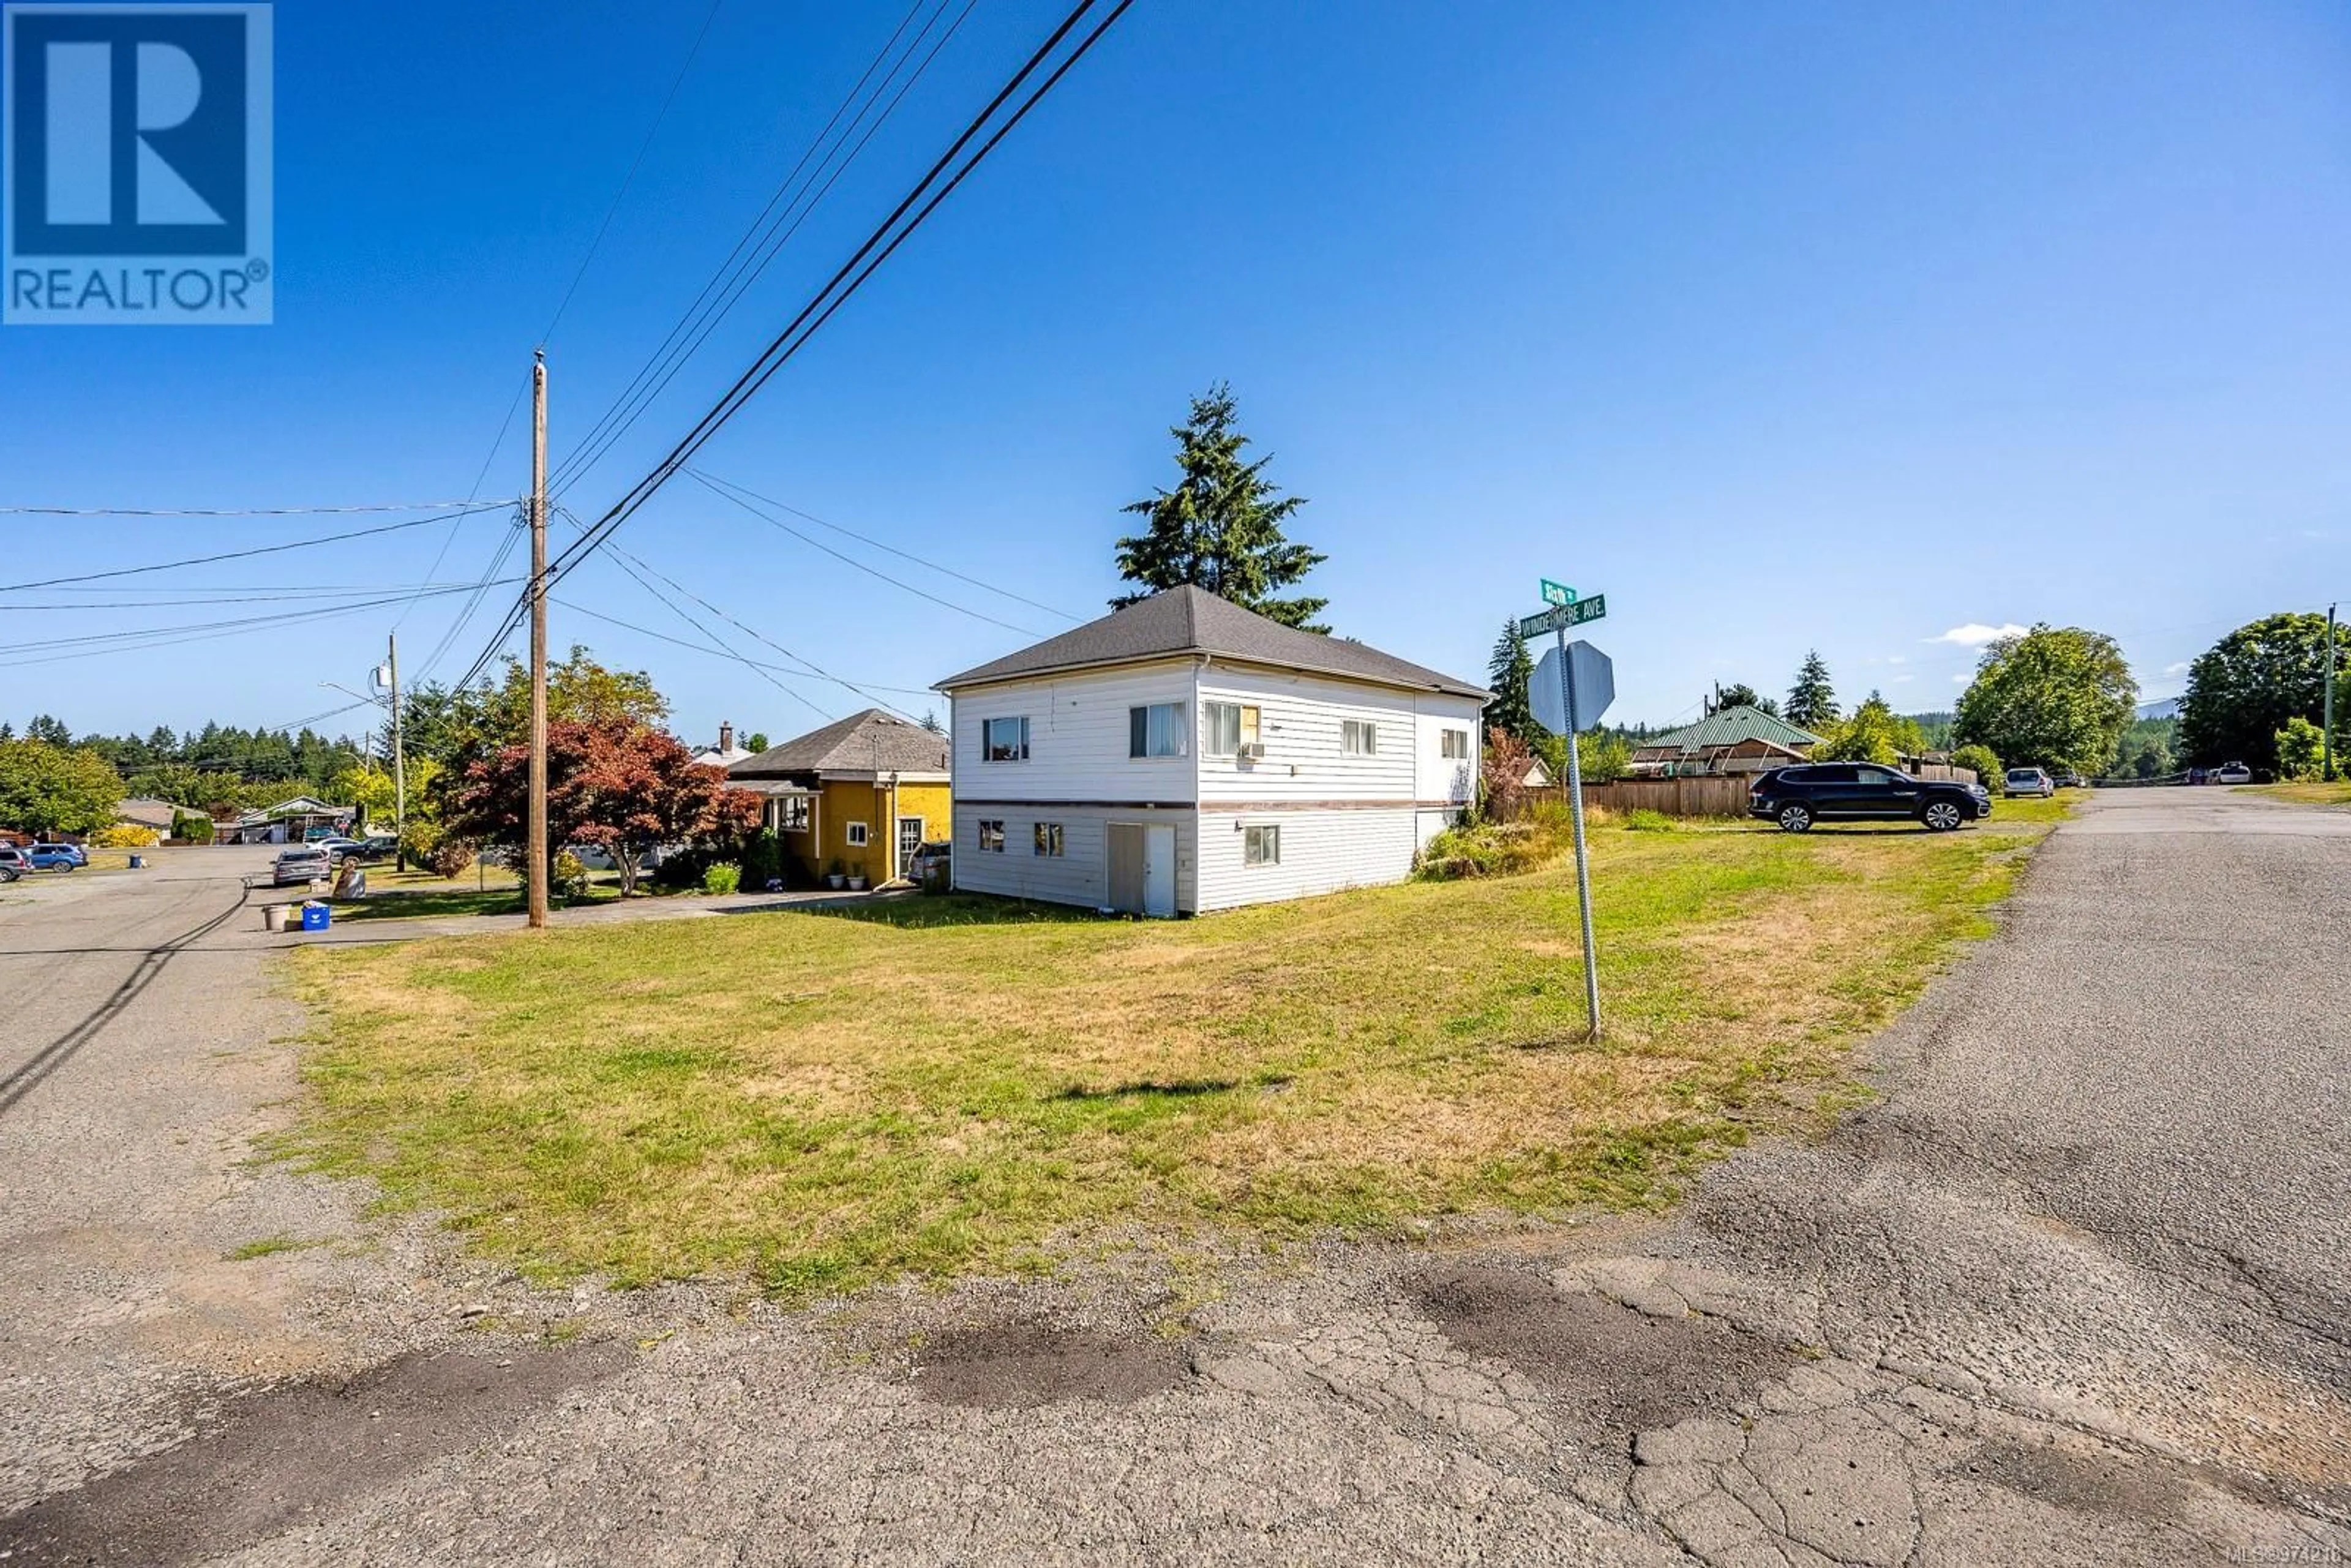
[300,901,331,932]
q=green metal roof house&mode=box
[1629,705,1824,776]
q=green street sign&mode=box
[1540,579,1576,607]
[1518,593,1607,639]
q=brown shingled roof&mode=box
[729,708,949,779]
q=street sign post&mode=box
[1517,594,1606,639]
[1521,589,1612,1041]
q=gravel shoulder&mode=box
[3,798,2348,1565]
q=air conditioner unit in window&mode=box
[1237,741,1264,760]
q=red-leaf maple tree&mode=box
[440,716,757,895]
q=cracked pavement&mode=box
[3,790,2349,1564]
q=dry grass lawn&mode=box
[2244,781,2351,808]
[286,803,2064,1297]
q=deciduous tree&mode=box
[2178,613,2347,772]
[1953,625,2137,775]
[1113,383,1328,630]
[438,716,758,896]
[0,740,123,836]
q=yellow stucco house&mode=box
[727,709,950,887]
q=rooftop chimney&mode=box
[719,721,735,754]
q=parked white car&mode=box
[2213,762,2252,784]
[2003,767,2055,798]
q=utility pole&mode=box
[2326,602,2338,783]
[527,348,550,929]
[387,631,407,870]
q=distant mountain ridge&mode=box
[2138,699,2180,721]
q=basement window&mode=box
[978,820,1005,852]
[1244,825,1281,866]
[1033,822,1064,857]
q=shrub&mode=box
[399,817,444,866]
[1623,808,1675,832]
[92,823,159,847]
[169,811,214,844]
[2276,716,2325,782]
[552,850,590,901]
[1949,744,2001,786]
[1417,809,1576,880]
[429,839,476,880]
[702,861,742,896]
[741,830,781,890]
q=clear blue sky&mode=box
[6,0,2348,747]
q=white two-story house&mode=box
[936,585,1488,916]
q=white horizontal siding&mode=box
[1414,694,1482,806]
[1194,807,1419,912]
[1196,664,1417,805]
[952,803,1197,912]
[951,660,1199,805]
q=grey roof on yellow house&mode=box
[936,585,1489,700]
[729,708,949,779]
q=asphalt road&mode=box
[1,793,2347,1565]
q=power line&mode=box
[562,508,915,719]
[553,596,939,699]
[547,0,955,497]
[0,583,516,610]
[0,583,503,655]
[541,0,730,348]
[0,585,498,669]
[686,469,1040,635]
[0,499,502,517]
[449,0,1131,694]
[540,1,1129,615]
[416,506,531,687]
[689,467,1079,620]
[0,503,512,592]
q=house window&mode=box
[1343,719,1378,756]
[846,822,869,847]
[1128,702,1188,758]
[983,716,1030,762]
[1440,728,1469,759]
[1245,824,1280,866]
[1033,822,1064,857]
[978,819,1005,852]
[778,796,811,833]
[1204,701,1261,756]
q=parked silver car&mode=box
[271,846,331,887]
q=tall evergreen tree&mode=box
[1484,620,1535,740]
[1785,651,1840,730]
[1112,383,1329,631]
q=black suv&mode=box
[1748,763,1992,832]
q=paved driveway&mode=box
[2,794,2347,1564]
